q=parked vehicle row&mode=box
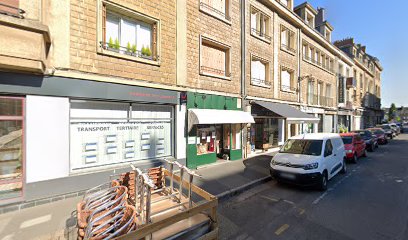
[270,124,403,191]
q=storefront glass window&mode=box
[70,100,173,172]
[0,97,24,201]
[196,125,216,155]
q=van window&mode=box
[280,139,323,156]
[341,136,352,144]
[324,140,333,157]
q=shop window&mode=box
[200,37,231,79]
[196,125,216,155]
[280,67,295,92]
[250,7,271,42]
[0,97,24,202]
[100,2,158,61]
[199,0,231,22]
[69,100,173,172]
[251,56,270,87]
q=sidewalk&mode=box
[0,152,276,240]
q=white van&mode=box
[270,133,346,191]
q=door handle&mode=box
[334,154,337,156]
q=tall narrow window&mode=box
[281,67,295,91]
[280,26,296,53]
[251,57,269,86]
[0,97,24,201]
[308,81,315,104]
[250,7,271,41]
[326,84,332,106]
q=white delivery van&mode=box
[270,133,346,191]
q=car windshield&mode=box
[342,137,353,144]
[280,139,323,156]
[370,129,384,135]
[380,125,391,130]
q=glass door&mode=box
[0,97,24,202]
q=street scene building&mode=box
[0,0,383,212]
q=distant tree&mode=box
[389,103,397,121]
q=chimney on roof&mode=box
[316,7,325,24]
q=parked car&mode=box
[270,133,346,191]
[367,128,388,144]
[396,123,404,133]
[340,133,367,163]
[389,123,400,135]
[377,124,394,139]
[351,130,378,152]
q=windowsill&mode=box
[199,6,232,26]
[200,71,231,81]
[280,87,297,94]
[250,32,271,44]
[251,82,271,88]
[98,47,160,66]
[280,46,296,56]
[303,57,334,75]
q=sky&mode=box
[294,0,408,108]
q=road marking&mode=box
[260,195,279,202]
[283,199,295,205]
[313,173,353,204]
[299,209,305,215]
[396,180,403,183]
[275,224,289,235]
[19,214,52,229]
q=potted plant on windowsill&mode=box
[125,42,132,56]
[141,45,152,59]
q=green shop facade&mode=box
[185,92,254,168]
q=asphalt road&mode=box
[218,129,408,240]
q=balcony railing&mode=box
[303,55,334,73]
[100,42,156,61]
[308,94,318,105]
[281,85,297,92]
[251,78,271,87]
[200,2,231,21]
[251,28,272,41]
[362,93,381,110]
[200,65,230,77]
[0,2,25,19]
[281,43,296,53]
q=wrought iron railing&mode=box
[308,94,318,105]
[281,85,297,92]
[251,28,272,41]
[281,43,296,53]
[251,77,271,87]
[0,2,25,19]
[200,2,231,21]
[100,42,156,61]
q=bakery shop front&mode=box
[185,92,254,169]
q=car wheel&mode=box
[340,159,347,174]
[369,144,374,152]
[385,138,388,144]
[376,142,379,149]
[390,135,393,139]
[318,171,328,191]
[362,149,367,157]
[352,153,358,163]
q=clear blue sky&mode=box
[294,0,408,108]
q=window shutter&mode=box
[152,22,157,61]
[102,3,106,47]
[0,0,20,17]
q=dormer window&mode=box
[280,0,289,7]
[325,30,331,42]
[306,13,314,28]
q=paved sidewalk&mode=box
[0,152,276,240]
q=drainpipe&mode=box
[240,0,247,159]
[297,29,302,133]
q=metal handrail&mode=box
[100,41,157,61]
[200,65,231,77]
[251,77,271,86]
[251,28,272,41]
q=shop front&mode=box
[186,92,254,169]
[250,101,320,153]
[338,110,353,132]
[0,72,179,204]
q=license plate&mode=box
[280,172,295,180]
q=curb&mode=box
[215,175,272,202]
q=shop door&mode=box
[0,97,24,202]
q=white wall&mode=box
[176,104,186,159]
[26,96,70,183]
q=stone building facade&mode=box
[0,0,383,207]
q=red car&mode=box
[340,133,367,163]
[367,128,388,145]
